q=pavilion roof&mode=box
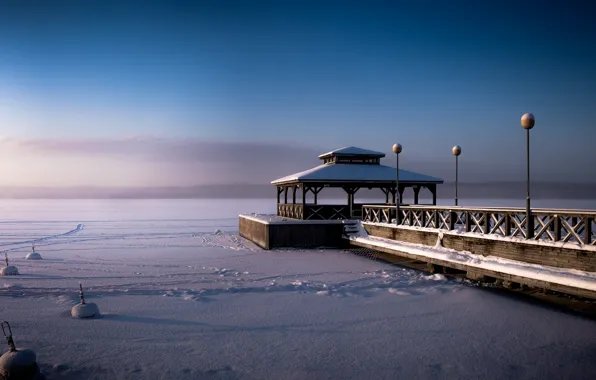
[271,163,443,186]
[317,146,386,159]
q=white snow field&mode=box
[1,199,596,380]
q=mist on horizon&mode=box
[0,136,595,191]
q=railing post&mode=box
[483,212,490,234]
[584,217,593,245]
[421,210,426,228]
[553,215,561,242]
[408,208,413,226]
[434,210,439,229]
[527,213,534,239]
[504,213,511,236]
[465,211,471,232]
[449,211,455,230]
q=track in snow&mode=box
[0,223,84,249]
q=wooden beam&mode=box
[312,186,322,204]
[413,186,421,205]
[431,184,437,205]
[381,187,389,203]
[284,187,288,204]
[398,186,404,205]
[292,186,297,204]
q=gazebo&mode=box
[271,146,444,220]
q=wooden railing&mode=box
[278,204,351,220]
[362,205,596,246]
[278,204,304,219]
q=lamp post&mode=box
[452,145,461,206]
[521,113,535,239]
[392,143,402,225]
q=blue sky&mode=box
[0,0,595,187]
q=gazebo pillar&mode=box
[284,187,288,204]
[311,186,322,205]
[381,188,389,203]
[343,187,359,219]
[292,186,297,204]
[430,184,437,205]
[413,185,420,205]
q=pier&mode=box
[239,145,596,300]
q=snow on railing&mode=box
[361,205,596,246]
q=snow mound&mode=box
[426,274,447,281]
[387,288,410,295]
[0,348,40,380]
[71,303,100,318]
[25,252,42,260]
[0,266,19,276]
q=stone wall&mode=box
[239,216,270,249]
[239,216,348,250]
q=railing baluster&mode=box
[358,205,595,246]
[553,215,561,242]
[584,217,592,245]
[449,211,455,230]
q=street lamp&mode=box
[521,112,535,239]
[452,145,462,206]
[392,143,402,225]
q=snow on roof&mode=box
[318,146,386,159]
[271,163,443,185]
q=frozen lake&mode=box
[0,199,595,380]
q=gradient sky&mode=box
[0,0,595,187]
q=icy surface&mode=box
[0,199,595,380]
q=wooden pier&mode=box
[238,145,596,300]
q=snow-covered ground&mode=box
[1,199,596,380]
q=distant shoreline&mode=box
[0,182,594,200]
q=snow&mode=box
[25,252,43,260]
[271,163,443,185]
[71,303,100,318]
[0,266,19,276]
[0,348,40,379]
[318,146,386,159]
[368,221,596,252]
[0,199,596,380]
[241,213,347,225]
[354,222,596,291]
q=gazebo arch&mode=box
[271,146,444,220]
